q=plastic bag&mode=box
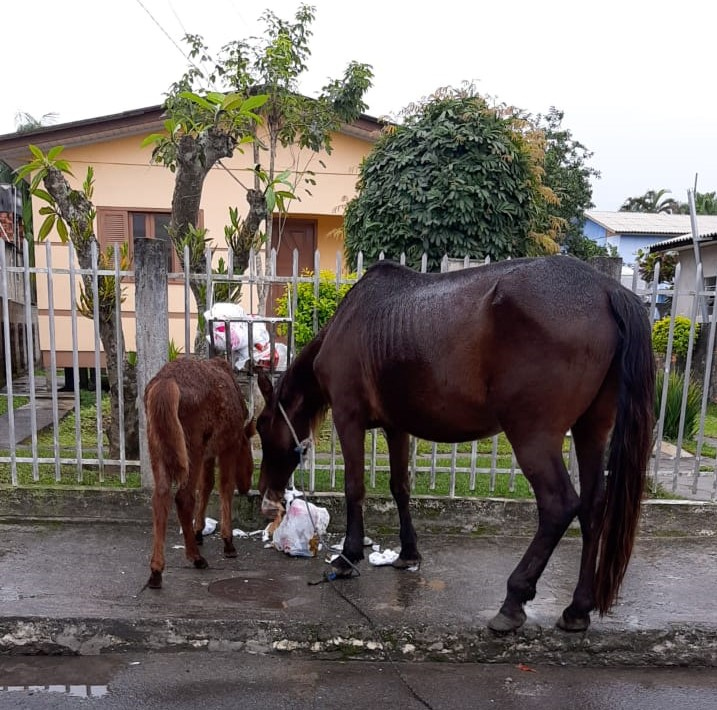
[272,495,330,558]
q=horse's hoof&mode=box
[392,557,420,570]
[556,611,591,632]
[488,609,526,634]
[148,571,162,589]
[223,543,238,558]
[193,557,209,569]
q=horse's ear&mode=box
[256,370,274,403]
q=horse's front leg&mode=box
[385,428,420,569]
[333,419,367,577]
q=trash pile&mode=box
[204,302,287,371]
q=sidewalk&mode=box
[1,516,716,666]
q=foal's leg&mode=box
[489,436,580,633]
[556,411,612,632]
[384,428,420,569]
[148,470,172,589]
[332,415,367,577]
[217,450,238,558]
[194,458,216,546]
[176,455,207,569]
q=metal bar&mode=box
[91,241,104,481]
[68,243,83,481]
[184,245,191,356]
[0,244,17,483]
[113,244,126,482]
[22,238,39,481]
[44,240,61,480]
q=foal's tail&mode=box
[144,378,189,487]
[595,288,656,615]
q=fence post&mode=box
[135,238,169,489]
[588,255,623,282]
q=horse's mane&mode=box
[275,331,330,437]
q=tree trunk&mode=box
[43,168,139,459]
[169,128,236,354]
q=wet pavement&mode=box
[1,516,716,666]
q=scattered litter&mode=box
[179,517,217,537]
[368,548,400,566]
[330,535,374,551]
[516,663,537,673]
[232,529,249,538]
[171,545,184,550]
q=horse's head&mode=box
[256,371,301,518]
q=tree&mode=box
[535,107,607,260]
[343,86,559,271]
[620,188,680,214]
[14,111,59,133]
[15,147,138,459]
[674,191,717,215]
[148,4,373,317]
[634,247,677,284]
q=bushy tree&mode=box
[343,86,559,271]
[620,188,680,214]
[535,107,606,260]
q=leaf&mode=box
[28,144,44,160]
[33,188,53,204]
[56,217,69,242]
[240,94,269,112]
[38,214,56,240]
[265,186,276,213]
[140,133,166,147]
[177,91,215,111]
[46,145,64,161]
[38,206,54,215]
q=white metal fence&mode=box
[1,243,716,501]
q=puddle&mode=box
[0,655,124,697]
[208,571,311,609]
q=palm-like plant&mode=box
[620,188,680,214]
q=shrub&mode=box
[655,370,702,440]
[276,270,355,350]
[652,315,698,361]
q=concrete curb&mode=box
[1,486,716,537]
[2,617,716,667]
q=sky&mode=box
[2,0,716,211]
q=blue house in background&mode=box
[583,211,717,267]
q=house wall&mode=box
[30,128,371,367]
[670,247,717,318]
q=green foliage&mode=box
[275,270,355,349]
[620,188,681,214]
[343,86,557,272]
[652,316,698,360]
[77,243,130,320]
[656,370,702,440]
[534,107,601,259]
[635,248,677,284]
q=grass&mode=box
[0,394,30,416]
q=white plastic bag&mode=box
[272,495,330,558]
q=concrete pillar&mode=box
[135,238,169,489]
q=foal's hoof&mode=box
[193,557,209,570]
[331,557,360,578]
[556,611,591,632]
[488,609,526,634]
[147,571,162,589]
[223,540,238,558]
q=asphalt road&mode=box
[1,652,717,710]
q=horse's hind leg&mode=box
[556,409,613,632]
[385,428,420,569]
[489,436,580,633]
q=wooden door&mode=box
[269,218,316,315]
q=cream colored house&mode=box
[0,105,381,369]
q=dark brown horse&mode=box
[256,256,655,632]
[144,357,255,589]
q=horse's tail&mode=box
[595,288,656,615]
[144,377,189,487]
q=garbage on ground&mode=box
[180,517,217,537]
[270,488,330,558]
[368,548,400,566]
[204,303,286,371]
